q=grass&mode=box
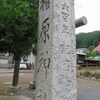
[79,66,100,72]
[0,84,9,95]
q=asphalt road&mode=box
[78,79,100,100]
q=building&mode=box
[76,52,100,67]
[76,52,86,66]
[77,48,87,54]
[93,43,100,52]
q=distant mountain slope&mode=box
[76,31,100,48]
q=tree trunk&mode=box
[12,58,20,86]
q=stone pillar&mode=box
[33,60,37,83]
[36,0,77,100]
[29,66,36,89]
[29,56,36,89]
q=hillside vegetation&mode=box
[76,31,100,48]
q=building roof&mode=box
[93,44,100,52]
[85,58,100,62]
[76,52,86,55]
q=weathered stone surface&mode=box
[36,0,77,100]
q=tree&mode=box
[76,31,100,48]
[86,46,100,59]
[0,0,38,86]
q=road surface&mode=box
[78,79,100,100]
[0,69,100,100]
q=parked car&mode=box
[19,63,27,70]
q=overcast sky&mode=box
[75,0,100,33]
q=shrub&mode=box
[83,71,91,77]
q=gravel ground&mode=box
[0,68,34,99]
[21,85,35,100]
[0,69,33,85]
[1,69,100,100]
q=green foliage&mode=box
[83,71,91,77]
[86,45,100,58]
[0,84,9,95]
[0,0,38,59]
[76,31,100,48]
[86,51,100,58]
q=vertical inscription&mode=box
[61,3,69,34]
[37,51,50,79]
[62,12,69,22]
[62,3,69,12]
[40,0,50,11]
[37,0,51,100]
[59,42,71,54]
[39,18,50,43]
[37,90,47,100]
[45,93,47,100]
